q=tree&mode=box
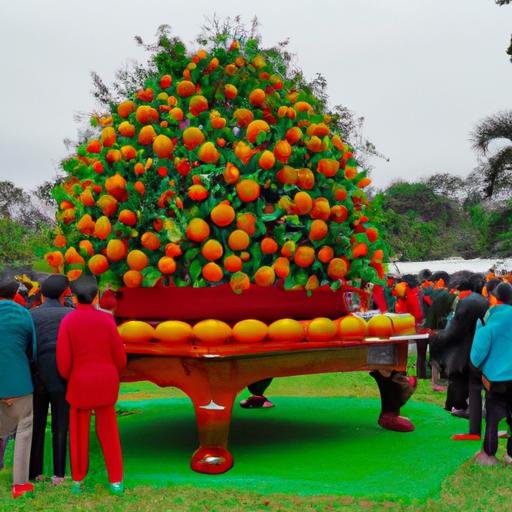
[495,0,512,62]
[471,111,512,197]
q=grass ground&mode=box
[2,359,512,511]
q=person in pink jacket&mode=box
[56,276,126,495]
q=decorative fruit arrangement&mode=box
[118,313,416,346]
[44,32,388,295]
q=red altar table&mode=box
[122,336,415,474]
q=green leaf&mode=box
[189,259,202,281]
[141,266,161,287]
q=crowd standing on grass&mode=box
[2,265,512,498]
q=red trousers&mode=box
[69,405,123,483]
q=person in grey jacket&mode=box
[29,275,73,485]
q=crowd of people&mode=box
[1,267,512,498]
[0,272,125,499]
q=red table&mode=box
[121,336,413,474]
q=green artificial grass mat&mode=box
[99,396,478,502]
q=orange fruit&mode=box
[236,212,257,235]
[100,126,116,147]
[93,216,112,240]
[338,315,367,340]
[230,271,251,294]
[164,243,182,258]
[188,184,209,202]
[135,105,159,125]
[352,242,368,258]
[96,194,118,217]
[233,108,254,127]
[223,254,243,273]
[67,269,83,281]
[254,266,275,287]
[294,101,313,113]
[211,203,235,227]
[223,162,240,184]
[182,127,205,150]
[77,214,95,235]
[276,166,298,185]
[317,158,340,178]
[118,321,155,343]
[358,177,372,188]
[234,141,254,165]
[186,218,210,243]
[202,262,223,282]
[138,125,157,145]
[118,209,137,226]
[105,174,127,201]
[117,100,136,118]
[281,240,296,259]
[169,107,184,121]
[189,95,208,116]
[334,186,347,201]
[157,256,177,275]
[223,84,238,100]
[106,239,127,262]
[268,318,305,342]
[197,142,220,163]
[120,145,137,161]
[127,249,149,271]
[318,246,334,264]
[123,269,143,288]
[273,140,292,163]
[330,205,349,223]
[192,319,232,345]
[367,315,394,338]
[371,249,384,264]
[310,198,331,221]
[45,251,64,269]
[141,231,161,251]
[228,229,250,251]
[53,234,66,248]
[294,246,315,268]
[155,320,193,343]
[246,119,270,144]
[176,80,196,97]
[88,254,109,275]
[201,239,224,261]
[236,179,260,202]
[118,121,135,137]
[211,116,226,129]
[78,240,94,256]
[152,134,174,158]
[258,150,275,170]
[297,168,315,190]
[261,237,278,254]
[232,319,268,343]
[305,275,320,291]
[248,88,266,107]
[294,191,313,215]
[285,127,303,145]
[327,258,349,279]
[64,247,84,265]
[307,317,337,342]
[272,257,290,279]
[309,219,328,241]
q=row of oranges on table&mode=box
[118,313,416,346]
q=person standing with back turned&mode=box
[56,275,126,495]
[0,275,37,499]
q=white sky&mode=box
[1,0,511,192]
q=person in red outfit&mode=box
[56,276,126,495]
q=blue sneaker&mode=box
[109,481,124,496]
[71,480,83,495]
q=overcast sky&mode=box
[1,0,511,192]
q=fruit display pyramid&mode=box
[45,35,388,296]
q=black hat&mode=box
[492,282,512,305]
[41,275,69,299]
[0,275,19,299]
[71,275,98,304]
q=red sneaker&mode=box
[452,433,481,441]
[378,412,415,432]
[12,482,34,499]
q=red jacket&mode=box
[56,304,126,408]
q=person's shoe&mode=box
[51,475,65,486]
[450,407,469,419]
[504,453,512,465]
[432,384,447,392]
[240,395,274,409]
[452,433,481,441]
[12,482,34,499]
[474,451,499,466]
[109,481,124,496]
[71,480,83,495]
[378,412,415,432]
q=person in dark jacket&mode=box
[429,278,489,434]
[0,275,37,499]
[29,275,74,485]
[470,282,512,465]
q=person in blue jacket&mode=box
[0,275,37,498]
[470,281,512,465]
